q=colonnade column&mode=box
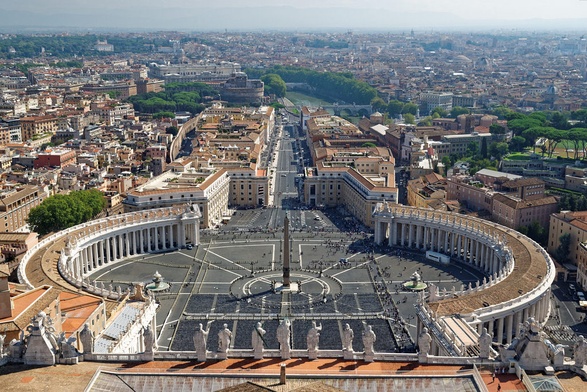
[497,317,504,344]
[118,234,124,259]
[93,243,99,267]
[162,225,167,250]
[505,314,514,344]
[140,229,145,253]
[125,233,130,257]
[106,237,111,263]
[408,224,413,247]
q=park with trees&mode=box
[247,65,378,105]
[126,82,216,116]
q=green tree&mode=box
[431,107,448,118]
[492,106,517,120]
[403,113,415,124]
[370,97,387,112]
[549,112,570,130]
[527,221,548,245]
[489,142,509,160]
[27,189,106,236]
[489,123,506,134]
[554,233,571,263]
[467,141,479,157]
[166,126,179,136]
[261,73,286,98]
[106,90,121,99]
[510,136,526,152]
[418,116,433,126]
[402,103,418,116]
[450,106,470,118]
[362,142,377,147]
[153,111,175,119]
[387,100,404,118]
[480,137,488,159]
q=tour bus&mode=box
[426,250,450,265]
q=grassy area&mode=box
[505,153,532,160]
[286,91,333,107]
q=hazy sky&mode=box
[8,0,587,20]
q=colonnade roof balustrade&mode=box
[19,207,188,304]
[375,204,554,318]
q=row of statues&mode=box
[192,320,377,361]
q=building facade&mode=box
[548,211,587,267]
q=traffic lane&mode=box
[551,282,587,333]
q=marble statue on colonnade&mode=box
[362,325,376,362]
[277,319,291,359]
[143,325,155,354]
[418,327,432,362]
[307,321,322,360]
[80,323,94,355]
[252,322,266,359]
[478,327,492,359]
[193,322,211,362]
[217,323,232,359]
[343,323,354,359]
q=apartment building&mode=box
[0,185,49,232]
[33,149,76,169]
[228,166,269,207]
[20,115,59,141]
[492,193,558,230]
[304,161,397,228]
[419,92,453,115]
[123,168,230,228]
[548,211,587,267]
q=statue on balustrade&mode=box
[343,323,354,352]
[362,325,376,358]
[418,327,432,355]
[306,321,322,352]
[277,319,291,359]
[252,322,266,359]
[58,332,78,359]
[193,322,211,361]
[217,323,232,357]
[80,324,94,354]
[478,327,492,359]
[143,325,155,353]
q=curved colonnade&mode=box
[373,203,555,354]
[19,206,201,298]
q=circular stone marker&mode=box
[229,269,342,310]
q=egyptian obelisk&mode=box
[283,215,290,287]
